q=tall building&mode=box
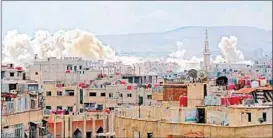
[203,30,211,71]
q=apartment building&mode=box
[41,77,154,137]
[29,57,101,83]
[209,57,272,80]
[43,78,154,114]
[133,61,180,75]
[1,64,45,138]
[121,74,160,85]
[114,80,272,138]
[45,112,115,138]
[114,105,272,138]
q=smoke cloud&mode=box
[217,36,244,63]
[2,29,115,67]
[3,29,252,72]
[3,30,35,66]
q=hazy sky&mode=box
[2,1,272,35]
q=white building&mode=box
[28,57,101,83]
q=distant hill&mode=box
[97,26,272,58]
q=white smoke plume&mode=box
[217,36,244,63]
[168,41,186,59]
[3,30,35,66]
[4,29,253,73]
[2,29,116,67]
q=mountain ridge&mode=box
[96,26,272,58]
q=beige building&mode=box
[29,57,100,83]
[45,112,115,138]
[114,105,272,138]
[1,64,45,138]
[43,79,154,114]
[1,84,43,137]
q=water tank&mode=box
[238,79,245,86]
[251,81,259,88]
[221,97,229,106]
[230,96,240,105]
[245,80,251,86]
[227,83,235,90]
[260,79,267,87]
[232,78,237,84]
[179,96,187,107]
[269,80,273,86]
[127,86,132,90]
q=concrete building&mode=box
[41,77,154,137]
[1,64,45,138]
[114,105,272,138]
[1,63,27,80]
[45,112,115,138]
[29,57,101,83]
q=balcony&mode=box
[2,109,43,127]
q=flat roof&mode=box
[229,105,272,109]
[2,80,39,84]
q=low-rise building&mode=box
[1,64,45,138]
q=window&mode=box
[109,93,113,98]
[120,93,123,97]
[15,124,23,138]
[46,91,52,96]
[79,65,82,70]
[263,112,267,121]
[101,93,106,97]
[83,71,85,74]
[10,72,14,77]
[28,84,38,91]
[1,71,5,79]
[247,112,251,122]
[35,72,38,75]
[57,91,62,96]
[147,133,153,138]
[67,106,73,112]
[46,106,51,110]
[80,89,83,104]
[127,93,132,97]
[74,66,77,71]
[89,92,96,96]
[57,106,62,110]
[97,104,103,110]
[133,131,140,138]
[147,95,152,99]
[67,64,73,70]
[65,90,74,96]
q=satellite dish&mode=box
[258,118,264,124]
[197,70,207,81]
[188,69,198,82]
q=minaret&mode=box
[203,30,211,71]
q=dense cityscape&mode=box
[2,1,272,138]
[1,28,272,138]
